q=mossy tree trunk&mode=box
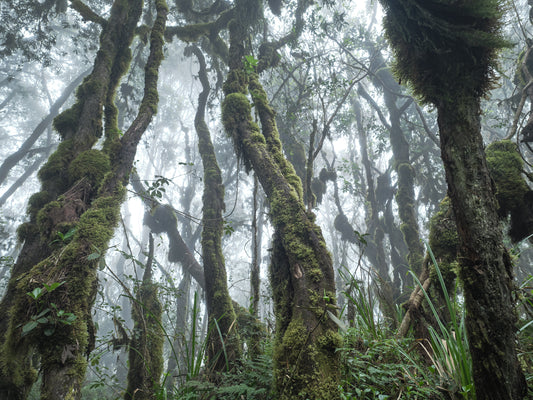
[221,17,340,399]
[191,45,241,374]
[379,1,526,398]
[0,0,167,398]
[125,234,164,400]
[437,99,526,398]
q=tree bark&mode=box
[222,18,340,398]
[125,234,164,400]
[192,45,241,374]
[437,97,526,399]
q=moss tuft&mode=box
[27,191,53,219]
[68,149,111,188]
[486,140,528,214]
[38,139,76,194]
[53,104,81,139]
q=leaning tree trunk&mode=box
[379,1,526,398]
[0,0,167,398]
[221,16,340,399]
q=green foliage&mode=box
[50,227,77,245]
[410,247,474,399]
[20,281,77,337]
[144,175,172,200]
[339,332,442,399]
[339,267,385,339]
[178,353,273,400]
[244,55,259,74]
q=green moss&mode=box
[273,318,341,399]
[428,197,459,261]
[53,103,81,139]
[308,268,323,283]
[317,329,343,352]
[68,149,111,188]
[222,93,251,129]
[250,130,266,144]
[27,191,53,219]
[38,139,76,194]
[36,201,62,240]
[486,140,529,214]
[222,70,248,95]
[16,222,37,242]
[380,0,509,105]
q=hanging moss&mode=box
[379,0,509,104]
[53,103,82,139]
[428,197,459,288]
[486,140,533,242]
[26,191,53,219]
[37,139,76,194]
[486,140,528,214]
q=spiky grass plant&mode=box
[410,247,474,399]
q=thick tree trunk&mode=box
[437,97,526,399]
[222,20,340,398]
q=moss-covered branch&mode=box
[69,0,107,26]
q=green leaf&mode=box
[44,281,65,293]
[22,321,38,334]
[27,287,43,300]
[62,228,76,240]
[44,328,55,336]
[35,308,51,318]
[36,317,49,324]
[87,252,101,261]
[327,310,348,333]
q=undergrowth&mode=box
[339,331,443,399]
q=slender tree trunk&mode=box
[0,69,90,187]
[125,234,164,400]
[192,46,241,374]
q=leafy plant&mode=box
[21,281,77,337]
[339,332,442,399]
[144,175,172,200]
[409,247,474,399]
[339,267,384,340]
[244,55,258,74]
[50,227,77,245]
